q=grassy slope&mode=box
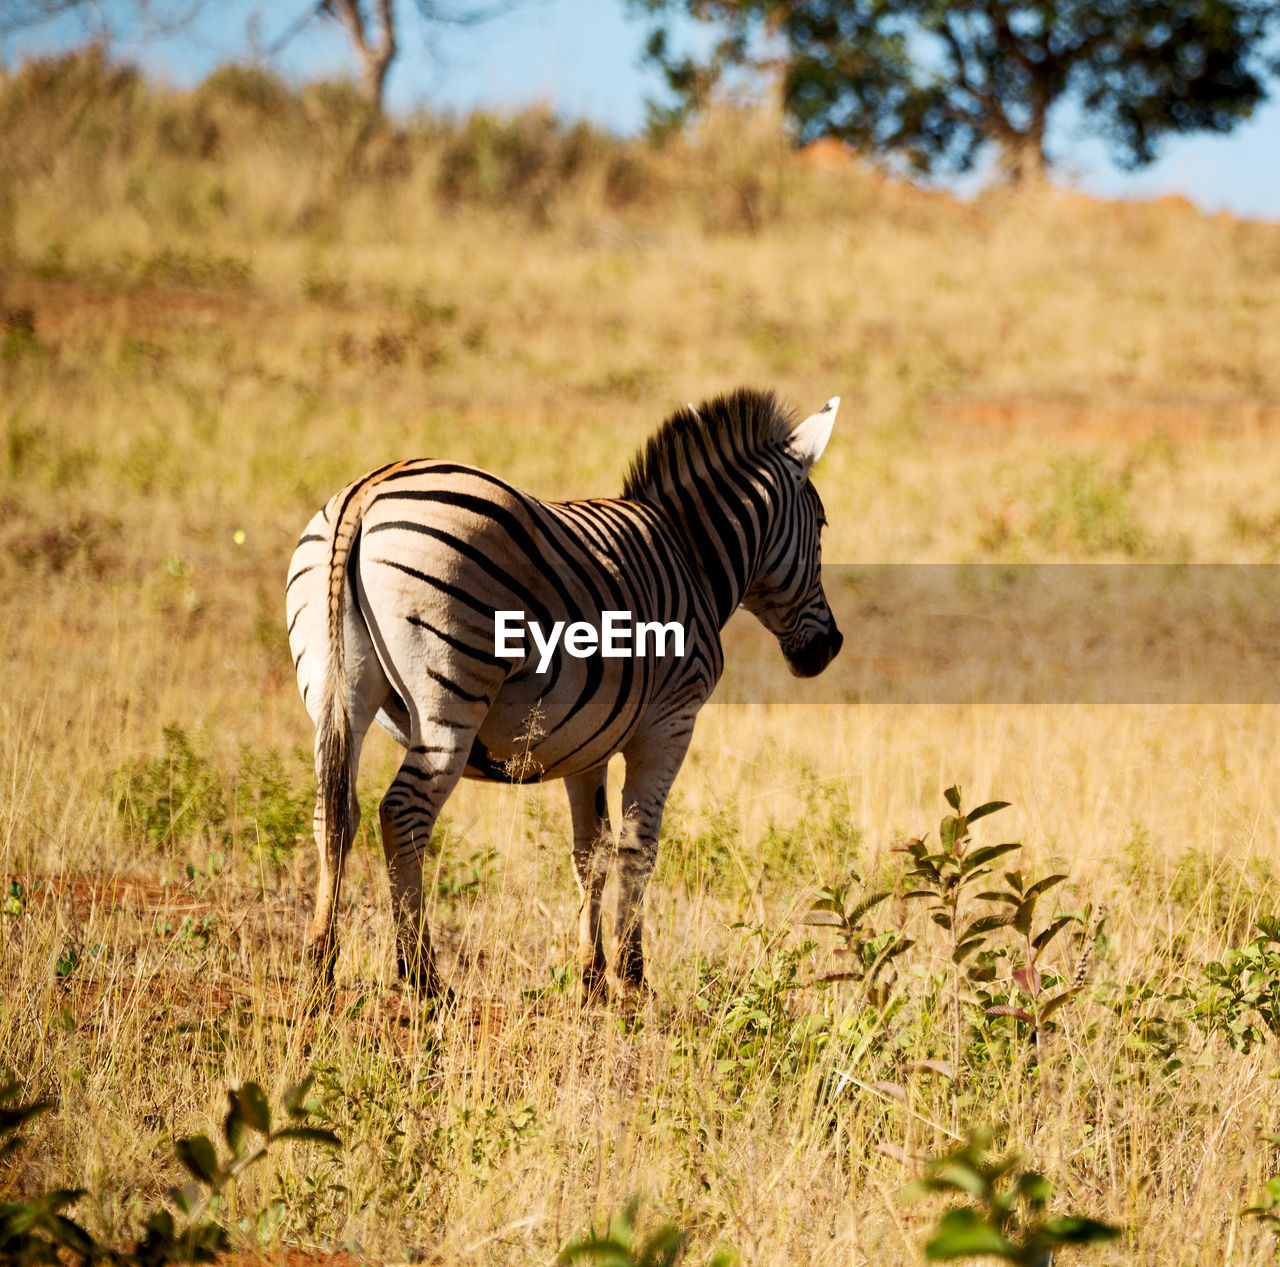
[2,48,1280,1264]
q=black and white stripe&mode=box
[287,386,842,1001]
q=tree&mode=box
[0,0,528,117]
[313,0,521,115]
[631,0,1280,182]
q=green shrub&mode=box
[114,727,311,868]
[233,745,312,872]
[115,725,226,851]
[1031,455,1146,557]
[906,1128,1119,1263]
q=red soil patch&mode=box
[10,871,215,918]
[937,395,1280,444]
[226,1251,365,1266]
[799,136,858,169]
[10,870,536,1044]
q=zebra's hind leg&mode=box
[565,767,613,1004]
[379,732,473,1001]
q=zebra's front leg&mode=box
[615,742,688,997]
[565,767,612,1003]
[379,740,470,1001]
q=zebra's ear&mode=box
[787,397,839,474]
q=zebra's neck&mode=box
[645,460,778,630]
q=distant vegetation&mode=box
[0,45,863,245]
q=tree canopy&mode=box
[633,0,1280,181]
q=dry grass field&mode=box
[3,47,1280,1265]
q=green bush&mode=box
[114,725,226,852]
[114,726,311,868]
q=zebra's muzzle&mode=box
[784,625,843,678]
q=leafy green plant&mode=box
[133,1076,340,1265]
[677,925,834,1104]
[54,938,81,979]
[1194,916,1280,1052]
[2,880,24,916]
[803,872,913,1008]
[114,728,312,868]
[896,788,1020,1126]
[0,1075,339,1265]
[713,932,817,1095]
[557,1196,736,1267]
[799,789,1093,1124]
[905,1129,1119,1265]
[977,874,1087,1056]
[1031,455,1147,557]
[114,726,226,852]
[434,845,498,902]
[233,744,312,876]
[1097,975,1192,1081]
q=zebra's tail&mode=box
[316,482,369,863]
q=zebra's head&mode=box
[742,397,843,679]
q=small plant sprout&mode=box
[896,787,1021,1129]
[905,1128,1119,1265]
[556,1196,737,1267]
[802,872,913,1008]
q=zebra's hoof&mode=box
[617,976,652,1018]
[302,943,339,1011]
[580,972,610,1007]
[408,966,455,1008]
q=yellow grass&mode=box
[2,47,1280,1265]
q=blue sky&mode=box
[4,0,1279,220]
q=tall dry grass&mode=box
[2,46,1280,1264]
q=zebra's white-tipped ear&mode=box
[788,396,839,473]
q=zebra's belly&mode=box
[466,670,652,782]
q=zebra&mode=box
[285,386,842,1003]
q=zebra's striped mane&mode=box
[621,387,798,504]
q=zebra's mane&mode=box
[621,387,797,503]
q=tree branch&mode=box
[327,0,396,109]
[938,13,1014,138]
[412,0,526,25]
[329,0,369,55]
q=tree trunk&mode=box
[359,41,394,112]
[330,0,397,116]
[996,132,1049,186]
